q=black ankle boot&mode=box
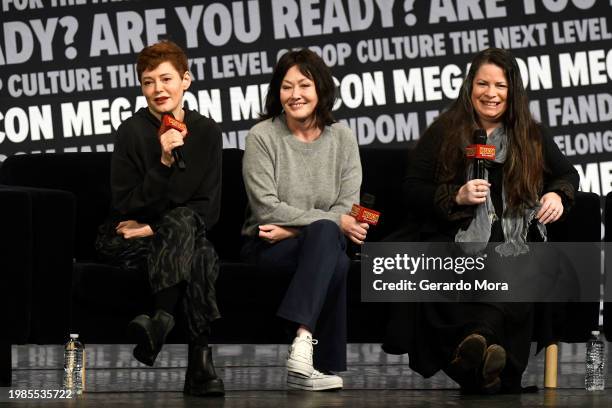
[183,344,225,397]
[126,309,175,366]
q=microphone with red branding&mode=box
[158,112,187,170]
[350,193,381,226]
[466,129,495,179]
[351,193,380,258]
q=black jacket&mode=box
[110,107,222,229]
[400,121,579,241]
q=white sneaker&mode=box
[287,369,343,391]
[286,335,317,377]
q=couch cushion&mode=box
[359,148,410,242]
[208,149,248,261]
[547,191,601,242]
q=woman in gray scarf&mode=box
[382,48,579,394]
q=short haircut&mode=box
[136,40,188,80]
[261,49,336,130]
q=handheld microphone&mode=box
[350,193,381,226]
[158,112,187,171]
[465,129,495,179]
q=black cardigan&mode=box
[109,107,222,229]
[402,121,579,241]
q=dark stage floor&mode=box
[2,343,611,407]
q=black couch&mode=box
[602,192,612,340]
[0,148,602,386]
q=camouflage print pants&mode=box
[95,206,220,341]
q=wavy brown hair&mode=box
[435,48,543,212]
[260,49,336,130]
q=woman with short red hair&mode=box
[96,40,224,397]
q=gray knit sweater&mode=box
[242,116,361,236]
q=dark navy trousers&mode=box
[242,219,350,372]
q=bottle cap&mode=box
[591,330,600,336]
[69,333,79,339]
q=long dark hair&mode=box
[435,47,543,212]
[260,49,336,130]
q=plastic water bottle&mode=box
[585,330,605,391]
[63,334,85,395]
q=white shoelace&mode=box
[292,337,318,357]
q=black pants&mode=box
[242,219,350,372]
[95,207,221,342]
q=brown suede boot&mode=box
[481,344,506,394]
[445,333,487,392]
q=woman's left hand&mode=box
[536,192,563,224]
[340,214,369,245]
[116,220,154,239]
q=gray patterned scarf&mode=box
[455,127,546,256]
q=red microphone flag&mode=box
[465,144,496,160]
[350,204,381,226]
[158,114,187,135]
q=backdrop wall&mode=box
[0,0,611,196]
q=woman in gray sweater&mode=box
[241,49,368,391]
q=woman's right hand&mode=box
[159,128,187,167]
[116,220,154,239]
[340,214,369,245]
[455,179,491,206]
[258,224,299,244]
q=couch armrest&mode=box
[0,187,34,344]
[545,191,602,343]
[0,186,76,344]
[603,192,612,340]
